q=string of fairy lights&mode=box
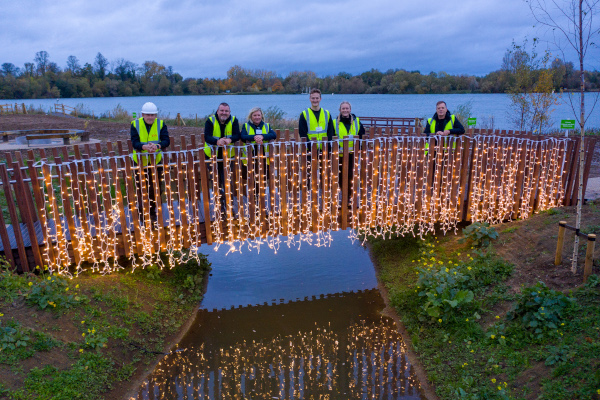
[36,135,570,275]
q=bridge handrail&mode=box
[0,129,596,274]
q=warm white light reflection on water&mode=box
[136,290,426,400]
[201,231,378,311]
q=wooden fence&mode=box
[53,103,78,117]
[0,127,596,275]
[0,103,27,115]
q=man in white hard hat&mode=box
[131,102,170,225]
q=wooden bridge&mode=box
[0,126,596,275]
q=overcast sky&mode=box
[1,0,585,79]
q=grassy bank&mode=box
[0,252,211,400]
[370,208,600,399]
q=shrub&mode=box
[0,320,29,350]
[416,265,474,322]
[460,222,499,247]
[506,282,573,339]
[0,320,30,351]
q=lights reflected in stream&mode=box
[136,290,425,399]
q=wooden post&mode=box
[198,147,213,245]
[584,234,596,283]
[177,113,182,127]
[555,221,567,265]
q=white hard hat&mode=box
[141,102,158,114]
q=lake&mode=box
[2,93,599,130]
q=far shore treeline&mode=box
[1,51,599,99]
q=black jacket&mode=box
[204,115,241,144]
[423,111,465,137]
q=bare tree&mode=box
[94,52,109,80]
[526,0,600,272]
[34,50,49,76]
[66,55,81,74]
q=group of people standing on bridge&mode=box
[129,91,466,220]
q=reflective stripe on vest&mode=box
[132,118,163,165]
[334,117,359,155]
[204,115,236,158]
[303,108,329,150]
[242,122,270,165]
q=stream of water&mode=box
[135,231,426,399]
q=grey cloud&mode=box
[0,0,541,79]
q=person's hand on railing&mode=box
[217,138,232,146]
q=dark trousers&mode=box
[134,165,164,220]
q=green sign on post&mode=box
[132,112,137,119]
[561,119,575,129]
[467,117,477,127]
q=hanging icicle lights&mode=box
[37,135,569,275]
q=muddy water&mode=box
[136,232,426,399]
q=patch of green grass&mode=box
[17,352,114,400]
[0,251,212,398]
[501,226,518,234]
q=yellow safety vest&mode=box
[204,115,236,158]
[425,115,457,155]
[302,108,329,150]
[428,115,456,134]
[334,117,360,156]
[132,118,163,165]
[242,122,271,165]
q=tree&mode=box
[34,50,50,76]
[527,0,600,272]
[504,40,559,133]
[1,63,19,76]
[23,62,34,77]
[66,55,81,74]
[94,52,109,79]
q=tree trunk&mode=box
[571,0,585,274]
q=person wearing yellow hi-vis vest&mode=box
[334,101,365,199]
[204,103,241,213]
[334,101,365,154]
[240,107,277,167]
[298,88,334,152]
[130,102,170,224]
[423,100,465,156]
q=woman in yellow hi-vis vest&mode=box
[241,106,277,168]
[130,102,170,225]
[423,100,465,156]
[334,101,365,200]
